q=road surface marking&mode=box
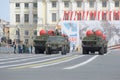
[0,54,43,61]
[64,55,99,70]
[0,54,59,65]
[32,55,84,68]
[0,54,73,68]
[10,55,80,69]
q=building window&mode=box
[76,1,82,8]
[89,1,94,8]
[64,1,69,8]
[52,13,56,22]
[102,1,107,7]
[52,1,57,7]
[33,14,37,23]
[33,3,37,8]
[16,3,20,8]
[115,1,119,7]
[16,14,20,22]
[25,30,29,36]
[24,3,29,8]
[24,14,29,22]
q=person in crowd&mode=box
[30,45,33,53]
[13,44,16,54]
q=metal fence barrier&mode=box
[0,46,14,53]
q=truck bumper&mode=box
[82,46,102,51]
[47,47,62,51]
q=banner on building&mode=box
[59,21,80,51]
[59,21,120,50]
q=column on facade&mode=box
[38,0,44,25]
[95,0,98,20]
[46,0,50,27]
[96,0,102,20]
[20,3,24,24]
[70,0,76,20]
[82,0,85,20]
[29,3,33,25]
[109,0,114,21]
[58,0,63,21]
[10,2,15,24]
[84,0,89,20]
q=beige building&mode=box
[9,0,120,45]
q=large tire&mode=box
[61,46,66,55]
[46,48,51,55]
[99,47,104,55]
[66,47,70,53]
[83,48,88,54]
[104,46,107,53]
[35,47,39,54]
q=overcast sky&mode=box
[0,0,9,21]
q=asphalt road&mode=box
[0,49,120,80]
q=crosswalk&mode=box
[0,53,99,70]
[0,54,61,68]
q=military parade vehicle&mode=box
[82,30,107,55]
[45,35,70,55]
[33,29,70,54]
[33,34,49,54]
[33,29,54,54]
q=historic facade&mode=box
[9,0,120,45]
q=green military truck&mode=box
[33,35,49,54]
[82,34,107,55]
[45,35,70,55]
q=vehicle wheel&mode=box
[35,47,39,54]
[104,46,107,53]
[61,46,66,55]
[46,48,51,55]
[83,48,88,54]
[66,47,70,53]
[99,47,104,55]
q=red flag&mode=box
[77,11,81,20]
[98,11,100,20]
[86,11,89,20]
[63,11,70,20]
[82,11,85,20]
[70,11,73,20]
[119,11,120,20]
[94,11,96,20]
[90,11,92,20]
[102,11,104,18]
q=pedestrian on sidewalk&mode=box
[13,44,16,54]
[30,45,33,53]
